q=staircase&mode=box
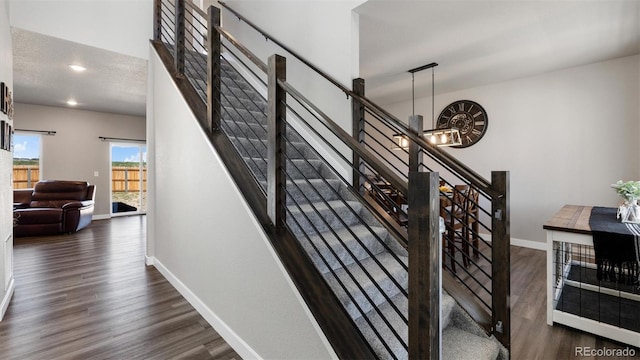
[198,56,504,359]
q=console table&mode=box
[544,205,640,347]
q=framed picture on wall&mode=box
[8,124,12,151]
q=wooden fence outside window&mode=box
[12,165,147,192]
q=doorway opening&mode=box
[110,143,147,216]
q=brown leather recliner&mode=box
[13,180,96,237]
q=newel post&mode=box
[491,170,511,350]
[352,78,365,194]
[207,6,221,132]
[408,115,423,173]
[153,0,162,42]
[174,0,186,76]
[408,171,441,360]
[267,54,287,229]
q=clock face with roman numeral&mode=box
[437,100,488,148]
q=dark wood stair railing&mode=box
[152,0,511,356]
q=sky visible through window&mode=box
[13,134,40,159]
[112,145,147,163]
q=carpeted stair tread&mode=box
[257,177,346,203]
[351,291,458,359]
[221,94,264,113]
[287,200,365,237]
[228,137,317,160]
[243,157,335,181]
[325,251,408,319]
[222,108,266,127]
[442,327,500,360]
[301,224,390,273]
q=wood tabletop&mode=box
[543,204,593,235]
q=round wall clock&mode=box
[436,100,488,148]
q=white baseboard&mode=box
[510,237,547,251]
[0,278,15,321]
[149,256,261,360]
[478,232,547,251]
[92,214,111,220]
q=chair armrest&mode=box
[80,200,94,208]
[62,200,94,210]
[62,201,84,210]
[13,202,30,209]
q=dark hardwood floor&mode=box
[2,215,639,359]
[508,245,640,360]
[0,216,240,360]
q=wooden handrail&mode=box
[184,0,206,17]
[215,25,267,73]
[218,1,497,200]
[278,78,409,196]
[218,1,351,98]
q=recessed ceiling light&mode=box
[67,99,78,106]
[68,64,87,72]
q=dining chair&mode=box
[444,184,468,273]
[444,184,482,273]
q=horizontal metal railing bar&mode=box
[183,51,207,77]
[160,33,175,47]
[443,238,493,293]
[282,152,409,303]
[282,202,400,359]
[362,128,410,167]
[279,79,409,196]
[271,86,412,228]
[160,14,175,31]
[161,3,175,18]
[362,142,409,182]
[183,30,207,51]
[218,65,268,118]
[217,102,268,173]
[183,13,206,34]
[443,257,492,299]
[281,115,409,266]
[360,162,409,220]
[361,99,496,199]
[221,44,268,88]
[281,103,411,251]
[445,264,492,311]
[280,178,407,357]
[215,25,267,73]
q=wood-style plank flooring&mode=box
[508,245,640,360]
[2,215,639,359]
[0,216,241,360]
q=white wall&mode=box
[0,0,15,321]
[382,55,640,245]
[9,0,153,59]
[147,47,336,359]
[13,103,146,217]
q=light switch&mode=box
[94,171,99,177]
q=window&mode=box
[12,133,41,189]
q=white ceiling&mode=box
[9,1,640,116]
[11,27,147,117]
[356,0,640,105]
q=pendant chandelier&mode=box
[392,62,461,150]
